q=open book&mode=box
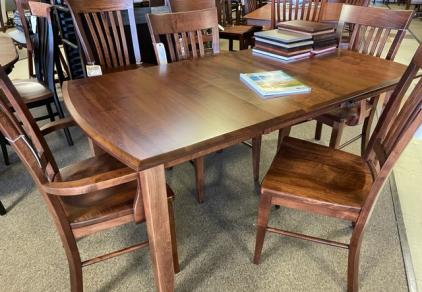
[240,70,311,99]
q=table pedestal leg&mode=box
[139,165,175,292]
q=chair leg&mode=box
[347,229,364,292]
[193,157,205,204]
[46,103,55,122]
[329,121,345,149]
[239,36,245,50]
[253,193,272,264]
[167,197,180,273]
[277,127,291,151]
[361,105,378,156]
[315,121,323,141]
[1,135,10,165]
[252,136,262,181]
[0,200,6,215]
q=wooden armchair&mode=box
[253,42,422,292]
[67,0,143,74]
[147,8,262,202]
[313,5,413,153]
[1,0,73,165]
[0,53,179,292]
[270,0,327,29]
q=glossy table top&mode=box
[63,49,406,171]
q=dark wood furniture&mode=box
[0,33,18,71]
[15,0,35,77]
[313,5,413,152]
[0,2,73,165]
[218,0,263,51]
[63,49,407,292]
[253,44,422,292]
[271,0,327,28]
[66,0,142,72]
[244,1,343,27]
[0,24,179,292]
[146,7,218,203]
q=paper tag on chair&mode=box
[86,64,103,77]
[155,43,168,64]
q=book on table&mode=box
[277,20,335,35]
[253,29,313,61]
[240,70,311,99]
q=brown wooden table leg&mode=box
[139,165,175,292]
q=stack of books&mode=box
[253,29,314,62]
[277,20,337,55]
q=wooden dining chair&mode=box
[67,0,142,73]
[270,0,327,29]
[147,8,262,202]
[0,59,179,292]
[218,0,263,51]
[253,43,422,292]
[0,0,73,165]
[312,5,413,153]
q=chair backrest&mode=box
[66,0,141,70]
[14,0,32,50]
[359,45,422,228]
[337,5,413,61]
[0,65,58,184]
[28,1,62,95]
[168,0,215,12]
[244,0,258,15]
[146,8,220,64]
[271,0,327,29]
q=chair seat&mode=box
[57,153,173,228]
[219,24,262,37]
[261,137,373,221]
[12,79,52,104]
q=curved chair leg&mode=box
[167,197,180,273]
[277,127,291,151]
[315,121,323,141]
[252,136,262,181]
[193,157,205,204]
[0,200,6,215]
[253,193,272,264]
[329,121,345,148]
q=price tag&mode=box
[86,64,103,77]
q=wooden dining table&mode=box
[244,2,344,26]
[63,49,407,291]
[0,33,18,72]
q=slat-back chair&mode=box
[253,43,422,292]
[313,5,413,153]
[146,8,219,203]
[14,0,34,76]
[0,54,179,290]
[271,0,327,29]
[1,0,73,165]
[66,0,142,72]
[147,7,220,63]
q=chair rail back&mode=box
[66,0,141,69]
[146,8,220,64]
[271,0,327,29]
[0,66,58,183]
[337,5,413,60]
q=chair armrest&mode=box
[42,167,137,196]
[40,117,77,136]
